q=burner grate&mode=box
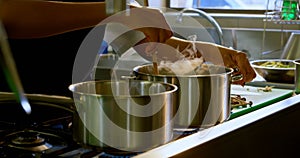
[1,130,69,152]
[0,95,75,157]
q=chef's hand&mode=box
[214,46,256,85]
[194,42,256,85]
[108,5,173,59]
[163,37,256,85]
[129,4,173,51]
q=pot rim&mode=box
[69,80,178,97]
[250,59,296,71]
[133,64,234,78]
[293,59,300,65]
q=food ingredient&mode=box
[158,57,204,75]
[157,35,210,75]
[257,86,274,92]
[231,95,253,109]
[258,61,294,68]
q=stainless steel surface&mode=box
[294,59,300,94]
[69,80,177,152]
[281,32,300,60]
[176,8,224,45]
[0,21,31,114]
[132,64,233,128]
[105,0,129,15]
[134,94,300,158]
[250,59,295,83]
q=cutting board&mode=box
[229,85,294,119]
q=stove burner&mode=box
[1,130,68,153]
[9,131,51,152]
[0,93,77,157]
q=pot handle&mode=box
[231,74,243,83]
[121,75,137,80]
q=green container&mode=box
[281,0,299,20]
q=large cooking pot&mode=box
[69,80,177,152]
[132,64,240,129]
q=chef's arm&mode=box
[164,36,256,84]
[165,36,223,62]
[0,0,107,38]
[165,36,241,64]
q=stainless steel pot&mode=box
[293,59,300,94]
[132,64,239,129]
[69,80,177,152]
[250,59,295,83]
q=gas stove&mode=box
[0,93,144,158]
[0,93,74,157]
[0,92,198,158]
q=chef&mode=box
[0,0,255,96]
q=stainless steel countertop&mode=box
[135,93,300,157]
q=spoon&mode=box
[0,21,31,114]
[152,51,159,75]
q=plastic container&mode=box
[281,0,299,20]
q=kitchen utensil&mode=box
[261,48,281,55]
[250,59,295,83]
[132,64,239,129]
[0,21,31,114]
[152,52,159,75]
[69,80,177,152]
[293,59,300,94]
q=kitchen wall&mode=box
[165,12,300,60]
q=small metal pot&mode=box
[132,64,239,129]
[293,59,300,94]
[69,80,177,152]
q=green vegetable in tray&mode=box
[259,61,294,68]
